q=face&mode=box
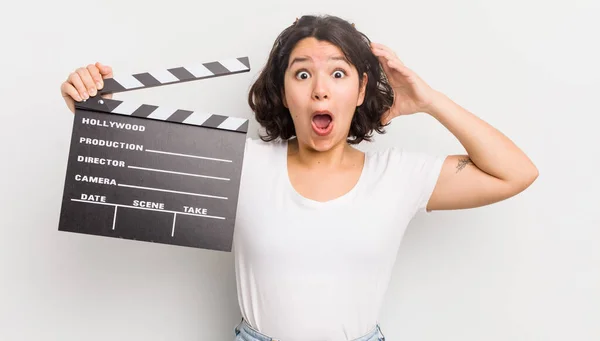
[282,37,367,152]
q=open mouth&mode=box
[311,112,334,136]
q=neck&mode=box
[288,137,354,169]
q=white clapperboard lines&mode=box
[58,57,251,251]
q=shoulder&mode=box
[366,146,445,175]
[364,146,446,195]
[365,146,447,214]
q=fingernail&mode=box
[89,88,97,96]
[75,95,82,102]
[82,92,89,99]
[96,81,103,89]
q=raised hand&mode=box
[370,42,439,124]
[60,62,113,114]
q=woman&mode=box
[60,14,538,341]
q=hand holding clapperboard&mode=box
[58,57,251,252]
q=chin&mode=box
[310,142,334,152]
[303,134,343,152]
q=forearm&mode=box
[426,91,538,185]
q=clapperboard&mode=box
[58,57,251,252]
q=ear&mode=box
[281,89,288,108]
[356,72,368,106]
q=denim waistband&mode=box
[233,318,385,341]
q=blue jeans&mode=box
[233,318,386,341]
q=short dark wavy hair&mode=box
[247,14,394,145]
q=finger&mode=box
[101,92,113,100]
[370,42,389,51]
[68,71,89,101]
[371,43,401,61]
[374,49,411,78]
[371,45,404,65]
[387,59,412,77]
[371,47,394,65]
[94,62,113,99]
[95,62,113,79]
[87,64,104,90]
[371,46,399,63]
[374,53,395,77]
[371,48,411,84]
[77,67,98,97]
[61,81,82,102]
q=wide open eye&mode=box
[332,70,346,78]
[296,71,310,80]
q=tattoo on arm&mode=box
[456,157,473,173]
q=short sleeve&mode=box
[391,148,446,214]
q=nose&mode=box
[311,76,329,100]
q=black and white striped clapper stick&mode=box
[77,56,251,133]
[58,56,251,252]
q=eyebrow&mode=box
[289,56,350,68]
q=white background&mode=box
[1,0,598,340]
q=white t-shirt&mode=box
[232,137,445,341]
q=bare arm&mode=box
[425,92,539,211]
[352,41,538,211]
